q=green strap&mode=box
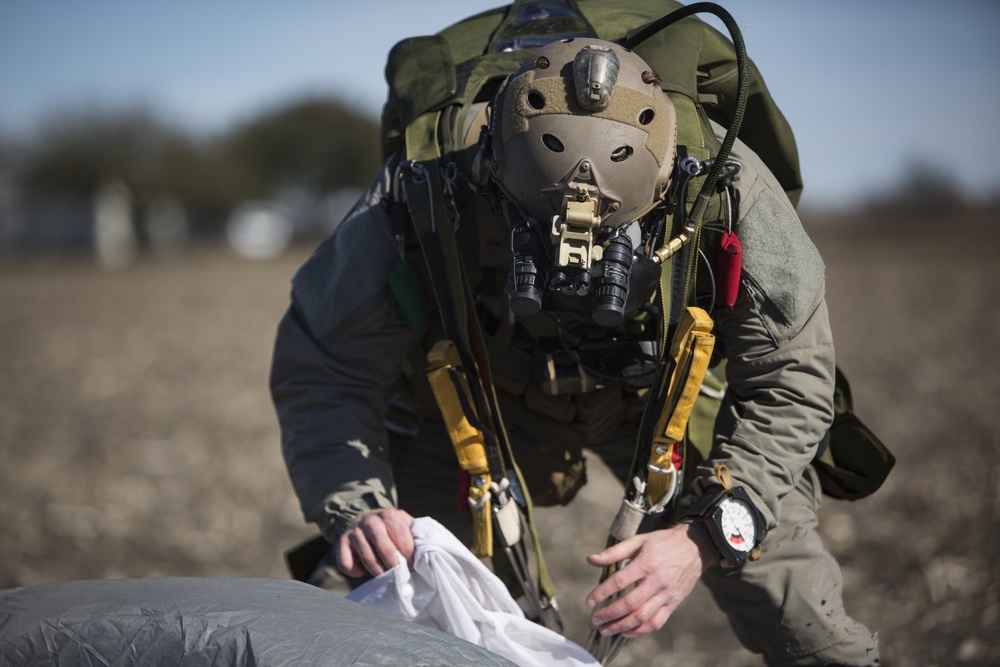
[404,112,443,163]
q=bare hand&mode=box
[586,523,715,638]
[336,508,415,578]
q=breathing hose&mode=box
[622,2,750,226]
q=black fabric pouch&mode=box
[814,368,895,500]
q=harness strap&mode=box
[426,341,494,557]
[405,110,443,163]
[645,306,715,508]
[400,153,559,614]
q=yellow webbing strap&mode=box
[646,306,715,506]
[426,340,493,558]
[402,144,558,604]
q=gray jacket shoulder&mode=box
[289,159,401,338]
[720,125,825,342]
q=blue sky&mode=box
[2,1,998,210]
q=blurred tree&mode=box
[864,160,965,219]
[16,97,380,234]
[219,97,380,199]
[22,108,184,199]
[153,134,251,223]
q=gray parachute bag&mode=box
[0,577,518,666]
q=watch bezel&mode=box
[688,486,767,568]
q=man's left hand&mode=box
[586,523,715,638]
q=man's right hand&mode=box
[336,508,416,578]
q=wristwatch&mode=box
[685,486,767,569]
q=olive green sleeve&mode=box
[270,298,419,542]
[690,130,834,530]
[269,160,423,543]
[696,290,835,530]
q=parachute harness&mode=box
[399,157,563,632]
[588,4,751,663]
[389,0,753,657]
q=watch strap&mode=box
[680,484,766,568]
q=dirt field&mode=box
[1,218,997,666]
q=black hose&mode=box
[622,2,750,225]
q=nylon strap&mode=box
[426,340,494,557]
[645,306,715,507]
[400,147,557,603]
[405,111,442,163]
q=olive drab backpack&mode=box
[376,0,893,641]
[381,0,803,204]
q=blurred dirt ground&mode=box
[1,219,998,666]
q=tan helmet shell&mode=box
[489,38,677,228]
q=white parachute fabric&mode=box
[347,517,600,667]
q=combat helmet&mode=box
[483,38,678,326]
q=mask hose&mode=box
[623,2,750,227]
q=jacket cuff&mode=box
[323,491,396,543]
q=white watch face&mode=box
[718,497,756,553]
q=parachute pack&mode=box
[381,0,803,205]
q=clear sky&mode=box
[2,1,998,210]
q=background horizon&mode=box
[2,0,1000,212]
